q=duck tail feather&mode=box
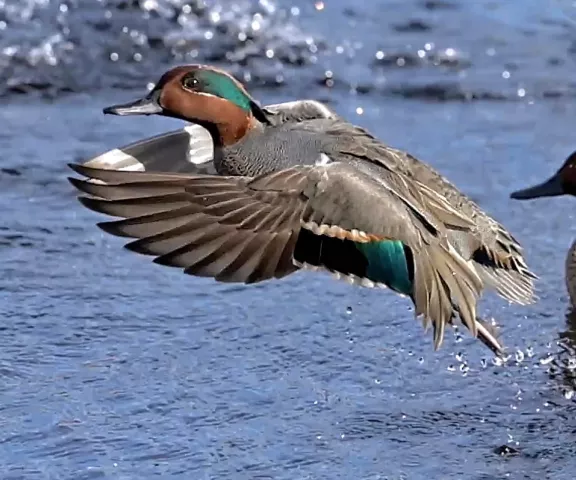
[477,265,537,306]
[412,240,483,351]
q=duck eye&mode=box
[182,76,199,90]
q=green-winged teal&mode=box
[511,150,576,307]
[69,64,537,354]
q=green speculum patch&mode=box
[353,240,413,295]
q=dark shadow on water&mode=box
[546,307,576,395]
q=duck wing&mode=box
[402,150,537,306]
[82,127,217,174]
[300,119,536,306]
[68,161,484,351]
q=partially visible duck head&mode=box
[103,64,269,146]
[510,150,576,200]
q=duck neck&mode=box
[202,115,263,148]
[206,116,265,176]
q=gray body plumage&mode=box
[214,117,535,307]
[215,120,335,176]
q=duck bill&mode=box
[510,174,563,200]
[103,91,162,116]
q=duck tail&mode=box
[412,240,484,351]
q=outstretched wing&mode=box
[298,118,536,305]
[69,161,483,349]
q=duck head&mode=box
[103,65,270,146]
[510,150,576,200]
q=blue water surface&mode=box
[1,0,576,479]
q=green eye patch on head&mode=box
[181,69,252,112]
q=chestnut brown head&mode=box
[103,65,269,144]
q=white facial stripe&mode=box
[193,91,219,99]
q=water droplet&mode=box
[540,355,554,366]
